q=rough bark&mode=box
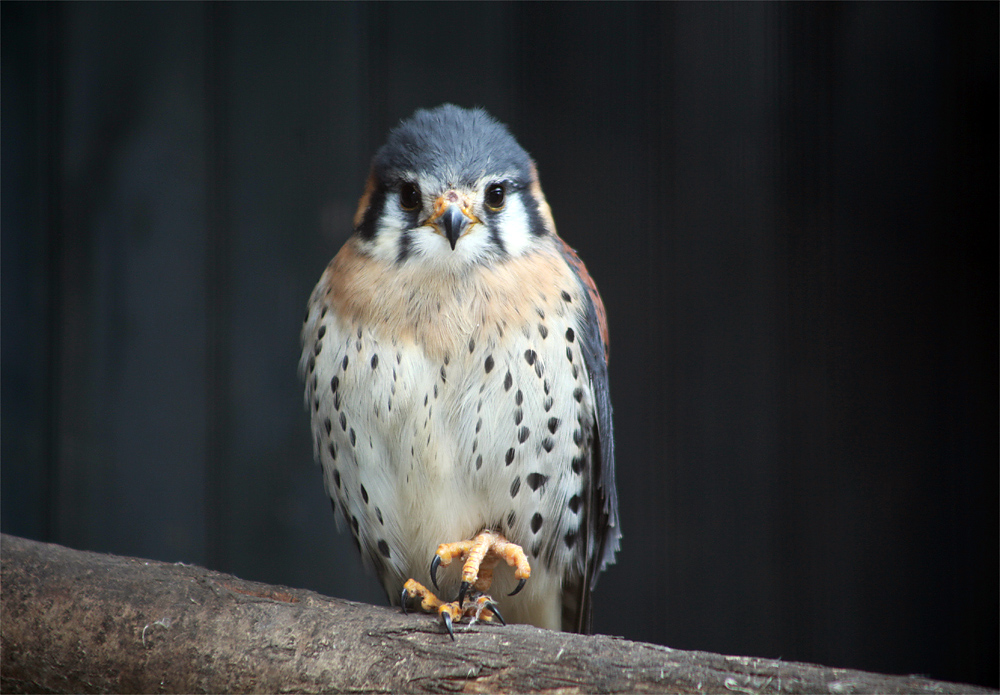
[0,534,992,694]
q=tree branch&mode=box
[0,534,991,694]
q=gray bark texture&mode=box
[0,534,993,694]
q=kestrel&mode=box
[301,104,620,636]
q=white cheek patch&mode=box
[369,205,411,263]
[492,192,534,257]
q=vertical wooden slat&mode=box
[204,1,233,574]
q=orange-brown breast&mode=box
[319,237,588,361]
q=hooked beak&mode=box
[439,205,468,250]
[427,193,478,250]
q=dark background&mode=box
[3,2,997,688]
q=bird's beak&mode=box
[427,193,478,250]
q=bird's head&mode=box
[352,105,555,268]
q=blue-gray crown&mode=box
[373,105,534,188]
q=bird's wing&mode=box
[555,236,621,633]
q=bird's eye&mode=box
[399,183,421,211]
[485,183,506,211]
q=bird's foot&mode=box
[430,529,531,603]
[400,578,504,640]
[399,530,530,639]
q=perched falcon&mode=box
[300,104,620,635]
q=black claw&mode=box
[400,588,408,614]
[509,578,526,596]
[430,555,442,589]
[457,581,470,606]
[485,601,506,625]
[442,611,455,641]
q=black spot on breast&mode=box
[371,354,379,370]
[333,469,341,489]
[331,375,339,393]
[329,497,337,514]
[357,327,362,339]
[503,370,512,391]
[538,323,548,339]
[313,399,319,412]
[355,339,362,352]
[472,438,478,453]
[564,531,577,548]
[320,306,327,318]
[515,389,523,406]
[342,354,349,370]
[566,347,574,363]
[334,391,341,411]
[518,426,530,444]
[571,456,585,474]
[534,362,544,379]
[542,437,554,452]
[531,542,541,558]
[476,417,482,433]
[544,397,554,412]
[307,355,315,373]
[328,442,337,460]
[440,365,447,382]
[350,428,357,446]
[340,412,347,431]
[378,540,391,558]
[547,417,560,434]
[318,325,326,339]
[565,327,575,343]
[444,354,450,366]
[524,349,536,366]
[376,507,384,524]
[561,290,572,302]
[314,341,323,356]
[485,355,494,373]
[324,417,332,435]
[476,454,483,470]
[569,495,583,514]
[510,476,521,498]
[505,448,515,466]
[361,484,369,504]
[530,513,543,533]
[536,306,545,320]
[573,428,583,446]
[433,384,438,399]
[526,473,548,491]
[514,409,523,426]
[574,387,584,402]
[351,515,359,534]
[507,510,516,528]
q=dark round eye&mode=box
[399,182,421,211]
[485,183,506,211]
